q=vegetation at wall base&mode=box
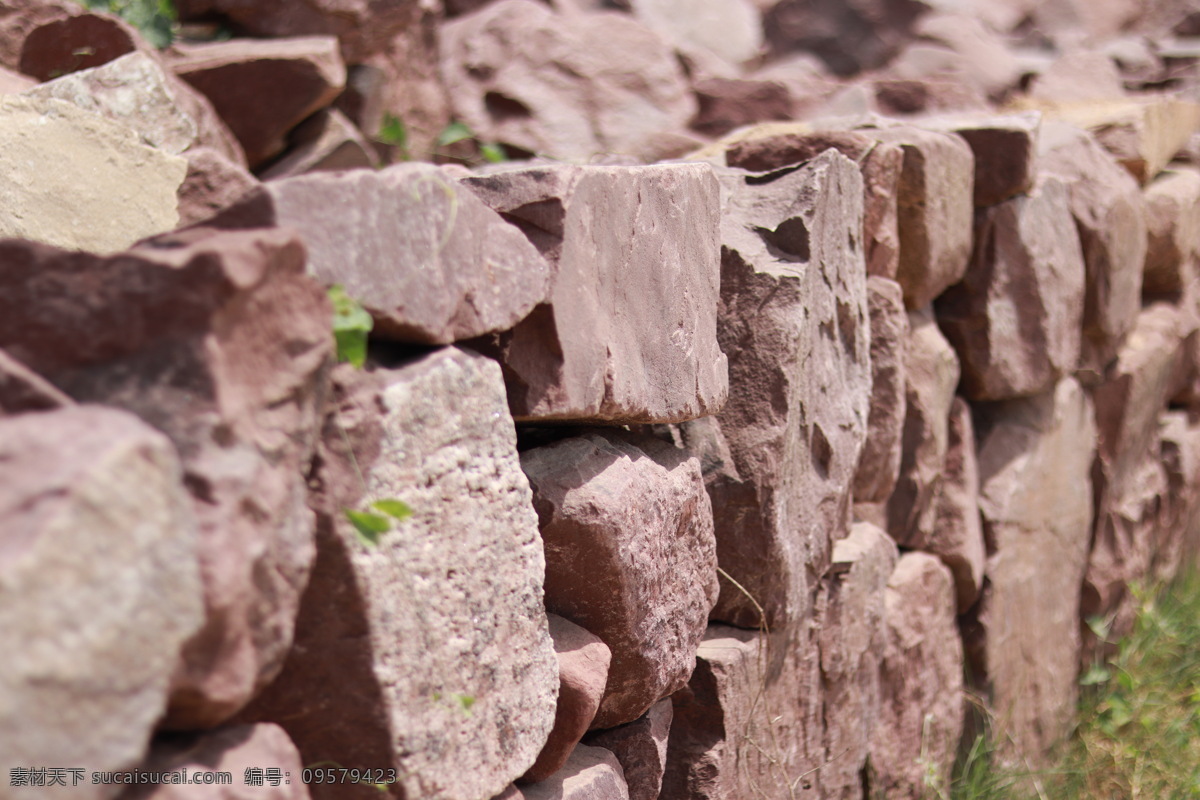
[78,0,177,48]
[951,571,1200,800]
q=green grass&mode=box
[951,571,1200,800]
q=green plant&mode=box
[344,500,413,547]
[328,284,373,368]
[436,121,510,165]
[375,113,409,162]
[79,0,177,47]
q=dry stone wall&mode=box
[4,1,1200,798]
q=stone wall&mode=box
[3,0,1200,798]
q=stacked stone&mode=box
[2,0,1200,798]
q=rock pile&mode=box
[3,0,1200,798]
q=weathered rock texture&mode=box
[0,348,72,416]
[0,226,333,730]
[721,128,904,282]
[870,553,963,799]
[929,398,986,613]
[583,700,672,800]
[265,163,551,344]
[463,162,728,423]
[854,276,908,504]
[885,309,960,548]
[23,50,244,165]
[0,406,203,800]
[936,176,1086,401]
[868,126,975,310]
[169,37,346,168]
[1038,121,1148,377]
[524,615,612,783]
[1143,167,1200,297]
[522,745,630,800]
[522,431,718,729]
[973,378,1097,764]
[818,523,898,800]
[1086,304,1185,635]
[122,724,310,800]
[440,0,695,162]
[707,150,871,635]
[662,625,824,800]
[0,95,185,253]
[240,350,558,800]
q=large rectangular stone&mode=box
[462,162,728,423]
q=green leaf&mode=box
[371,499,413,521]
[376,113,408,149]
[345,510,391,546]
[437,121,475,147]
[328,285,373,368]
[455,693,476,712]
[1081,663,1112,686]
[479,142,508,164]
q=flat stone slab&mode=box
[0,95,185,254]
[265,163,552,345]
[463,161,728,423]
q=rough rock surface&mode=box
[583,700,672,800]
[763,0,931,76]
[929,398,986,613]
[439,0,695,162]
[936,176,1086,400]
[18,8,142,81]
[523,616,612,783]
[818,523,898,800]
[463,162,728,423]
[169,37,346,167]
[521,430,718,729]
[0,406,203,800]
[121,724,310,800]
[867,126,975,309]
[723,128,904,281]
[0,226,333,730]
[1156,411,1200,582]
[853,277,909,504]
[884,309,960,548]
[522,745,630,800]
[259,108,379,179]
[1143,167,1200,297]
[1086,304,1185,629]
[662,625,824,800]
[973,378,1097,763]
[263,163,550,344]
[923,112,1040,207]
[1027,97,1200,185]
[1038,121,1147,376]
[177,147,259,228]
[171,0,418,63]
[870,553,963,800]
[0,348,72,416]
[240,350,558,800]
[707,150,871,634]
[627,0,762,68]
[23,50,244,165]
[0,95,185,253]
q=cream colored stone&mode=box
[0,96,185,253]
